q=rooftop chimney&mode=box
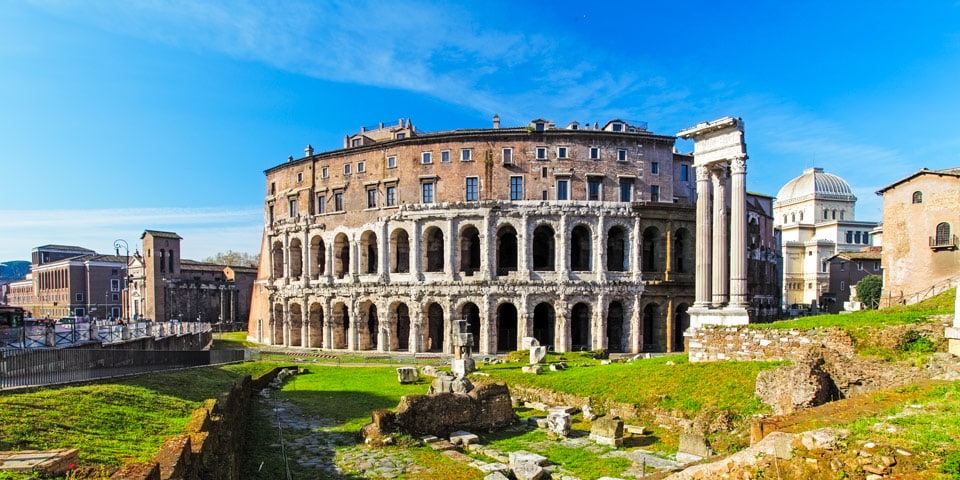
[305,144,314,157]
[287,156,294,162]
[493,114,500,129]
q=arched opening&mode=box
[395,303,410,351]
[571,303,591,351]
[642,227,660,272]
[459,225,481,276]
[674,303,690,352]
[310,236,325,277]
[570,225,592,271]
[936,222,952,245]
[496,225,518,276]
[461,302,481,351]
[390,229,410,273]
[334,233,350,279]
[532,303,555,349]
[643,303,659,351]
[424,227,445,272]
[606,301,625,353]
[271,241,284,278]
[333,302,348,349]
[674,228,689,273]
[496,303,518,352]
[289,239,303,280]
[912,191,923,204]
[363,303,379,350]
[360,231,378,274]
[308,303,323,348]
[427,303,445,352]
[272,303,284,345]
[285,303,301,347]
[532,224,556,271]
[606,226,628,272]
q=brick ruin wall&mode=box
[686,326,855,363]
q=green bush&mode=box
[857,275,883,309]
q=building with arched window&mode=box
[247,117,697,354]
[876,167,960,306]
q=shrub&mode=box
[857,275,883,309]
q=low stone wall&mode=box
[686,326,855,363]
[111,366,293,480]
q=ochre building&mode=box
[247,117,697,354]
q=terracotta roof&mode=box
[829,251,882,262]
[876,167,960,194]
[141,230,182,240]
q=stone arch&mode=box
[496,302,518,352]
[289,238,303,280]
[643,303,660,351]
[460,302,481,351]
[674,227,690,273]
[570,224,592,271]
[360,230,378,274]
[532,302,555,349]
[606,300,625,353]
[390,228,410,273]
[459,224,482,276]
[426,302,445,352]
[674,303,690,352]
[272,303,284,345]
[308,302,323,348]
[642,226,661,272]
[334,233,350,279]
[532,223,556,271]
[496,224,518,276]
[570,302,592,351]
[332,302,349,349]
[424,226,445,273]
[271,241,284,279]
[360,301,379,350]
[606,225,628,272]
[289,303,303,347]
[393,302,411,351]
[310,235,326,277]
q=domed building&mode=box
[773,167,878,311]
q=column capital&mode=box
[695,165,712,182]
[730,156,747,174]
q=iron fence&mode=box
[0,320,211,350]
[0,348,246,390]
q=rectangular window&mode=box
[841,280,845,291]
[111,279,120,292]
[270,182,276,195]
[650,185,660,202]
[460,149,472,161]
[75,308,85,317]
[421,182,434,203]
[536,147,547,160]
[334,192,344,212]
[385,185,397,206]
[612,123,623,132]
[76,293,83,302]
[617,149,628,162]
[557,146,568,159]
[366,188,377,208]
[268,205,274,223]
[590,147,600,160]
[846,231,853,243]
[297,172,303,183]
[874,261,880,270]
[321,166,328,178]
[288,198,298,217]
[422,151,432,164]
[840,262,846,271]
[857,261,863,271]
[396,133,406,139]
[651,162,659,175]
[317,194,326,214]
[557,179,569,200]
[387,155,397,168]
[351,138,361,147]
[344,163,352,175]
[619,178,633,202]
[510,176,523,200]
[588,177,602,201]
[357,161,366,173]
[465,177,479,201]
[502,148,513,165]
[680,164,689,181]
[441,150,450,163]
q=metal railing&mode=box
[0,320,212,350]
[0,348,246,390]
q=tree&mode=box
[856,275,883,309]
[204,250,259,267]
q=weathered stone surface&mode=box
[397,367,419,384]
[522,365,543,375]
[393,382,516,437]
[420,365,439,377]
[522,337,540,349]
[582,404,598,420]
[484,472,510,480]
[590,416,624,447]
[677,432,714,461]
[509,450,549,467]
[755,353,836,415]
[545,412,572,437]
[478,462,509,474]
[624,424,647,435]
[429,371,474,394]
[549,405,577,414]
[549,362,567,371]
[530,346,548,364]
[452,358,476,377]
[794,428,848,452]
[449,431,479,446]
[513,461,544,480]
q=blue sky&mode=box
[2,1,958,262]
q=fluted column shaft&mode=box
[712,166,730,306]
[730,156,749,307]
[694,166,713,307]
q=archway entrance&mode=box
[496,303,518,352]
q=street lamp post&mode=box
[114,239,129,321]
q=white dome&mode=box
[775,167,856,206]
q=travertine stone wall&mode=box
[686,326,854,363]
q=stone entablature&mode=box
[686,326,854,363]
